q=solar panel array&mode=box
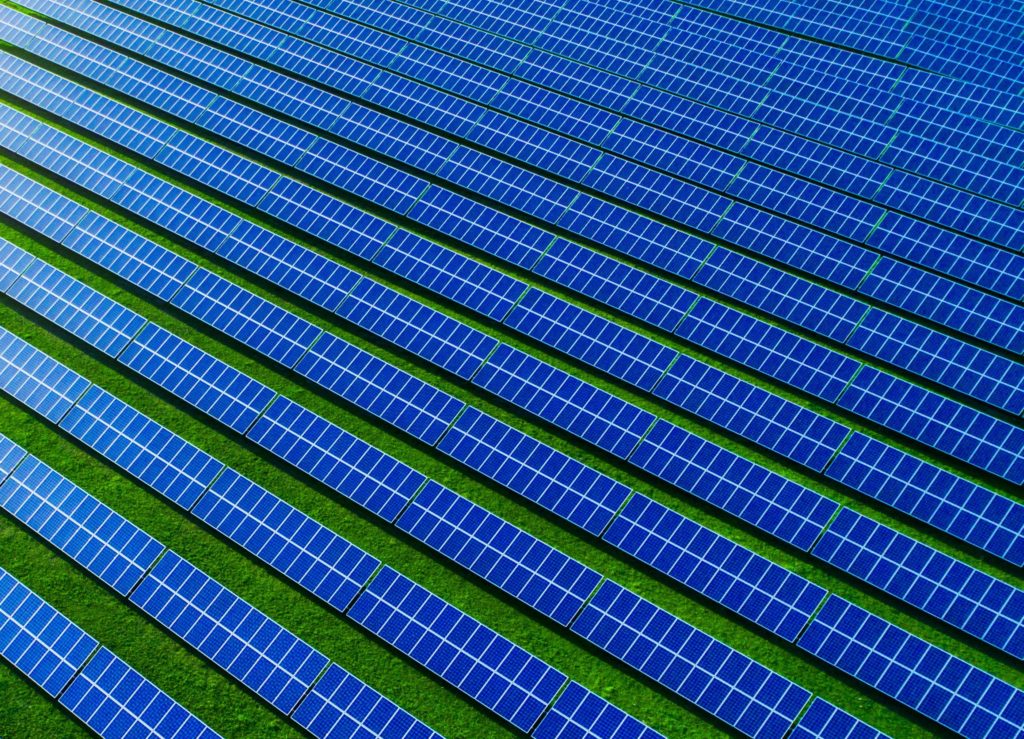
[0,0,1021,736]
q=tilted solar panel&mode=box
[0,237,33,293]
[532,681,665,739]
[348,566,567,731]
[0,326,90,423]
[130,551,330,714]
[0,455,165,595]
[0,162,88,244]
[788,698,889,739]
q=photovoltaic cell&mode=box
[629,420,838,550]
[603,494,825,640]
[0,455,164,595]
[572,580,810,739]
[292,663,441,739]
[0,237,33,293]
[396,481,601,625]
[788,698,888,739]
[192,468,380,613]
[0,164,88,244]
[119,323,277,435]
[348,566,567,732]
[0,326,90,423]
[246,396,424,522]
[0,566,98,697]
[60,647,222,739]
[130,551,330,714]
[532,681,665,739]
[436,407,630,536]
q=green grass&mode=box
[0,13,1020,739]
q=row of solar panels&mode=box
[377,0,1024,206]
[1,59,1021,573]
[1,167,1022,738]
[20,0,1024,352]
[5,3,1021,431]
[6,148,1024,669]
[671,0,1022,92]
[0,311,872,739]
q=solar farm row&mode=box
[0,54,1021,568]
[0,163,1022,738]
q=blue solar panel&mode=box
[531,239,697,332]
[58,384,224,511]
[846,310,1024,415]
[653,356,849,471]
[130,551,330,714]
[693,249,868,342]
[337,278,497,381]
[814,508,1024,659]
[788,698,888,739]
[474,345,655,459]
[0,238,32,293]
[837,366,1024,485]
[0,164,88,244]
[192,468,380,613]
[572,580,810,739]
[6,258,147,359]
[0,326,90,423]
[798,596,1024,738]
[373,230,526,322]
[604,494,825,640]
[171,268,322,368]
[436,406,630,536]
[293,332,464,445]
[858,258,1024,354]
[676,299,861,403]
[532,681,665,739]
[397,481,601,625]
[504,290,677,392]
[60,647,222,739]
[62,211,198,303]
[0,566,98,697]
[246,396,424,522]
[0,455,164,595]
[348,566,567,731]
[0,434,25,482]
[292,663,441,739]
[119,323,277,435]
[629,420,839,550]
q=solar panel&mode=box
[119,323,277,435]
[474,345,655,459]
[0,566,98,697]
[0,434,25,482]
[572,580,810,739]
[292,663,441,739]
[130,551,330,714]
[798,596,1024,738]
[6,258,147,359]
[62,211,198,303]
[603,494,825,640]
[846,310,1024,415]
[837,366,1024,485]
[60,647,222,739]
[629,420,839,550]
[676,298,861,403]
[0,455,165,595]
[293,332,465,445]
[337,278,497,381]
[826,432,1024,565]
[653,355,850,471]
[436,406,630,536]
[396,481,601,625]
[0,163,88,244]
[170,268,322,368]
[0,326,90,423]
[813,508,1024,659]
[58,384,224,511]
[531,239,697,332]
[192,468,380,613]
[788,698,888,739]
[0,237,33,292]
[532,681,665,739]
[245,396,424,522]
[373,230,526,322]
[504,290,677,392]
[347,566,567,731]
